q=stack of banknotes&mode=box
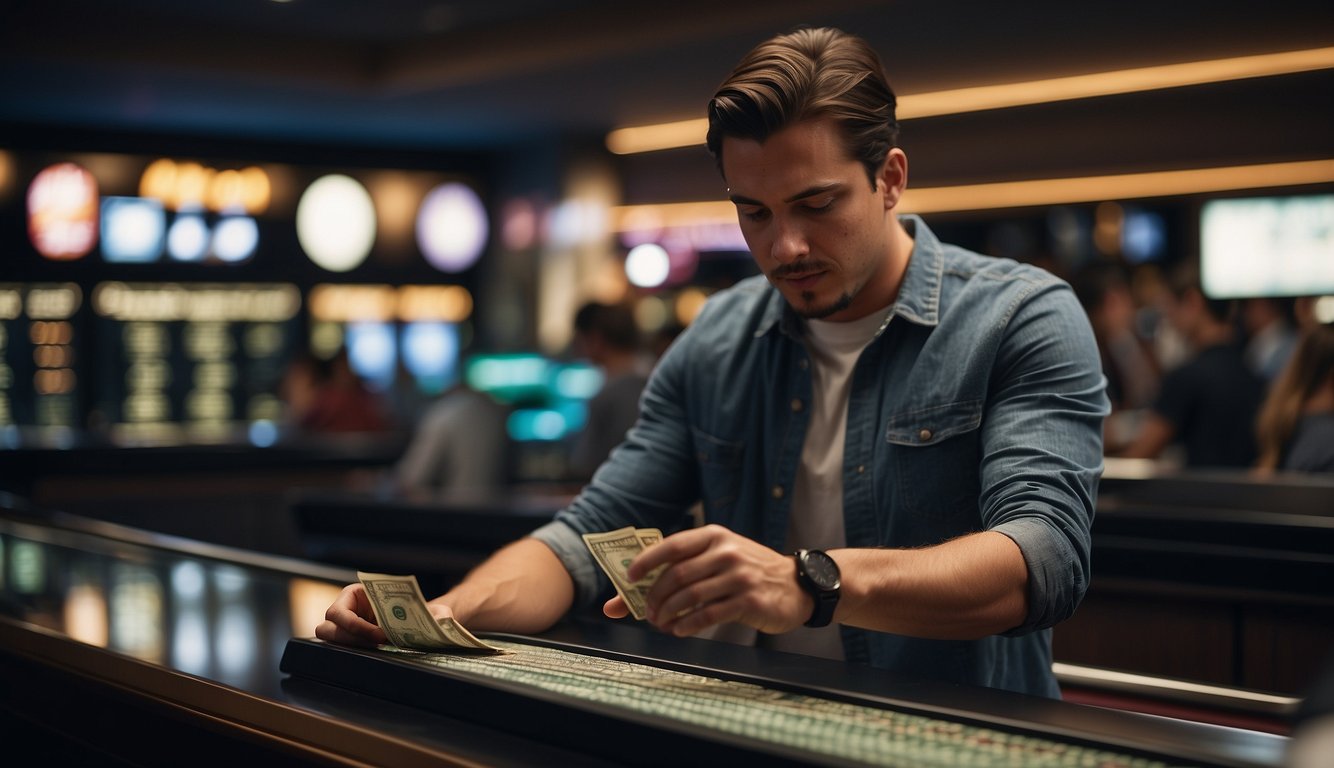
[581,526,665,620]
[356,571,502,653]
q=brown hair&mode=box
[705,27,899,188]
[1255,323,1334,470]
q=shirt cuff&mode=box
[992,517,1081,635]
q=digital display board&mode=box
[90,282,301,443]
[0,283,82,434]
[1201,194,1334,298]
[1,142,490,446]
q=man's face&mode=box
[722,118,900,322]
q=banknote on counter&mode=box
[581,527,664,620]
[356,571,502,653]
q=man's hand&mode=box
[316,583,387,647]
[317,583,463,647]
[604,524,812,637]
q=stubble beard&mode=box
[794,289,854,320]
[770,259,855,320]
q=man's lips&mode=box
[781,271,824,290]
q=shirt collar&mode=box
[756,214,945,338]
[890,214,943,328]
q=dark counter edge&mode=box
[0,615,488,768]
[280,630,1288,768]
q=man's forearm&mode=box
[831,531,1029,640]
[433,537,575,633]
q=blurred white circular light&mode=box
[416,182,488,273]
[212,215,259,263]
[625,243,670,288]
[167,211,210,262]
[1314,296,1334,324]
[296,174,376,272]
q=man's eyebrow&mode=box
[783,183,841,204]
[728,184,842,207]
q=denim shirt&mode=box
[533,215,1108,697]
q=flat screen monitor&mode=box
[1200,194,1334,298]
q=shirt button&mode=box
[798,358,809,370]
[856,465,866,474]
[771,485,785,499]
[918,428,933,442]
[790,398,803,412]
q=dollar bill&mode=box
[581,527,665,620]
[357,571,501,653]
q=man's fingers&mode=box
[315,620,385,647]
[603,595,631,619]
[627,525,722,580]
[320,583,389,646]
[651,571,732,627]
[660,595,743,638]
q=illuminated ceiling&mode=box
[2,0,1331,152]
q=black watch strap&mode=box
[794,549,841,628]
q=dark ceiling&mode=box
[3,0,1332,153]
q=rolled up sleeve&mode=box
[979,282,1109,635]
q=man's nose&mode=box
[770,218,809,263]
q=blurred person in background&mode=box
[1071,259,1161,453]
[568,300,652,481]
[387,369,512,498]
[1119,266,1265,468]
[1255,323,1334,474]
[280,347,392,434]
[1241,297,1298,384]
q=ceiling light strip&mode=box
[900,46,1334,119]
[899,159,1334,214]
[606,47,1334,155]
[610,160,1334,229]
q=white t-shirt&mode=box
[703,308,890,660]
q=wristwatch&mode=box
[793,549,841,628]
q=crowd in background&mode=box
[1072,258,1333,474]
[274,255,1334,498]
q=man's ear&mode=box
[878,148,909,211]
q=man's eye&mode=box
[741,208,770,223]
[805,197,835,213]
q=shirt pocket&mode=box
[884,400,984,530]
[691,426,744,515]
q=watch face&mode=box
[804,551,840,590]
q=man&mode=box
[568,301,652,481]
[319,27,1108,698]
[1119,267,1265,468]
[388,372,511,499]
